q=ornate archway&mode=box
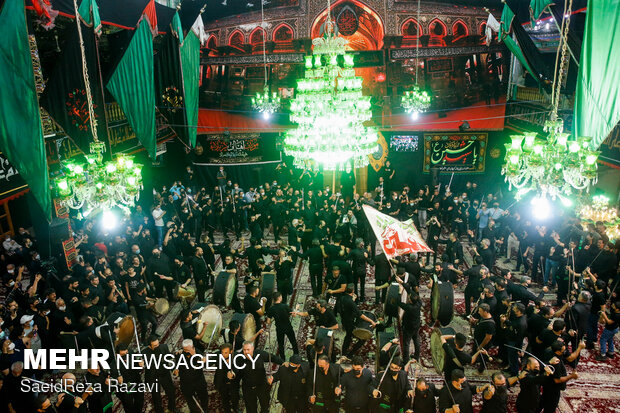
[310,0,384,50]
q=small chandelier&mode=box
[501,119,600,200]
[579,195,620,240]
[402,85,431,119]
[54,142,143,215]
[284,5,377,171]
[251,1,281,119]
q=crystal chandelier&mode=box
[579,195,620,240]
[251,0,281,119]
[55,142,143,215]
[502,119,599,200]
[401,0,430,119]
[53,0,143,216]
[283,3,377,171]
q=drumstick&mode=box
[312,350,318,398]
[376,344,399,398]
[131,316,142,353]
[409,364,419,409]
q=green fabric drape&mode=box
[106,19,156,159]
[500,4,515,39]
[574,0,620,150]
[181,32,200,148]
[78,0,101,35]
[171,11,183,44]
[0,0,51,220]
[530,0,554,24]
[503,35,538,81]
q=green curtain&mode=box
[107,19,156,159]
[574,0,620,150]
[78,0,101,35]
[500,4,515,39]
[181,32,200,148]
[171,11,184,44]
[530,0,554,24]
[0,0,51,220]
[503,35,538,81]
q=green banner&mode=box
[503,35,538,82]
[574,0,620,150]
[107,19,156,159]
[181,32,200,148]
[530,0,554,23]
[78,0,101,35]
[0,0,51,219]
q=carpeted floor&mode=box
[113,232,620,413]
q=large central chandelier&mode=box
[53,0,143,216]
[501,120,599,200]
[283,3,377,171]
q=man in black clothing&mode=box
[411,378,440,413]
[147,248,175,301]
[269,354,309,413]
[510,276,547,306]
[337,355,373,413]
[180,309,208,351]
[298,300,339,331]
[539,341,579,412]
[515,357,553,413]
[347,239,374,301]
[587,279,607,348]
[463,257,484,316]
[190,246,212,302]
[325,265,348,315]
[438,370,485,413]
[144,336,179,413]
[172,256,192,291]
[479,372,511,413]
[471,303,495,373]
[133,285,158,340]
[177,339,209,413]
[371,356,412,413]
[298,239,327,297]
[113,344,144,413]
[222,254,243,312]
[213,343,240,413]
[267,291,299,356]
[439,332,485,383]
[244,285,266,328]
[374,253,393,305]
[309,354,341,412]
[502,302,528,376]
[396,281,422,362]
[341,285,377,357]
[477,239,495,272]
[237,340,283,413]
[561,290,591,365]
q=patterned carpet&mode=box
[112,234,620,413]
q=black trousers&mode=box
[117,391,144,413]
[277,325,299,356]
[532,253,545,283]
[242,383,270,413]
[154,279,175,300]
[196,278,210,302]
[343,325,365,357]
[219,384,240,413]
[537,387,561,413]
[402,326,421,361]
[277,277,293,303]
[136,309,158,340]
[309,264,323,297]
[464,286,480,316]
[354,270,366,300]
[282,397,307,413]
[375,280,388,305]
[151,374,176,413]
[181,380,209,413]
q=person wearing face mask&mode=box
[371,356,413,413]
[268,354,309,413]
[0,339,19,377]
[514,357,553,413]
[34,394,57,413]
[337,355,373,412]
[438,369,486,413]
[308,354,341,412]
[147,247,175,302]
[479,373,515,413]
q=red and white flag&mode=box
[363,204,433,259]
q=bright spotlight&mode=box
[410,111,420,120]
[262,112,271,120]
[101,210,118,231]
[530,196,551,220]
[559,196,573,207]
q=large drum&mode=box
[154,298,170,316]
[174,284,197,307]
[197,305,223,347]
[231,313,256,342]
[431,281,454,326]
[353,311,377,341]
[384,283,403,318]
[260,273,276,308]
[430,326,456,373]
[214,272,237,307]
[316,327,334,358]
[376,331,396,371]
[115,316,135,348]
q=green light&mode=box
[96,182,103,189]
[57,180,68,191]
[127,176,136,186]
[106,164,117,173]
[73,165,84,174]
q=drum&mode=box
[115,316,135,348]
[214,272,237,307]
[259,273,276,308]
[231,313,256,342]
[431,281,454,326]
[176,285,197,306]
[384,283,402,318]
[197,305,223,346]
[154,298,170,316]
[353,311,377,341]
[316,327,334,358]
[376,331,395,371]
[430,326,456,373]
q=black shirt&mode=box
[442,342,472,379]
[480,384,508,413]
[340,294,362,329]
[309,307,338,329]
[474,318,496,348]
[413,383,440,413]
[340,369,373,409]
[516,370,547,412]
[244,295,262,327]
[438,381,476,413]
[266,302,293,330]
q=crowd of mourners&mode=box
[0,161,618,413]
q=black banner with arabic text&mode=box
[193,133,281,165]
[0,153,28,201]
[423,133,487,173]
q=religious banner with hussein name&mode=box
[423,133,487,173]
[0,153,28,202]
[193,133,281,165]
[363,204,432,259]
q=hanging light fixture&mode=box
[401,0,431,119]
[283,0,377,171]
[53,0,143,215]
[579,195,620,240]
[251,0,281,119]
[502,1,599,200]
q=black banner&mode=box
[423,133,487,173]
[193,133,281,165]
[0,153,28,201]
[40,23,105,153]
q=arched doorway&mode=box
[310,0,384,50]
